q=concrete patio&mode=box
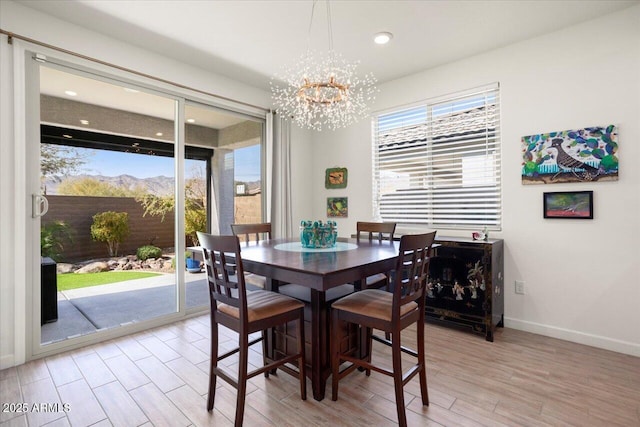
[41,271,209,344]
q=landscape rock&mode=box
[75,261,110,274]
[63,253,177,274]
[56,263,75,274]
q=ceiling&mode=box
[18,0,639,130]
[39,66,248,129]
[20,0,637,91]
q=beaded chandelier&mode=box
[270,1,377,131]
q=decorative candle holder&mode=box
[300,220,337,248]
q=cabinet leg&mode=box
[485,330,494,342]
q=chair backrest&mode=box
[392,231,436,317]
[231,223,272,244]
[356,221,396,243]
[197,232,248,319]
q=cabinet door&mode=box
[428,244,488,316]
[427,238,504,341]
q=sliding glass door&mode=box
[37,65,180,347]
[26,55,266,358]
[183,102,264,309]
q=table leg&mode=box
[265,278,278,374]
[266,282,333,401]
[310,289,326,401]
[266,277,279,292]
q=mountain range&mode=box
[46,174,260,196]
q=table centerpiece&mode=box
[300,220,337,248]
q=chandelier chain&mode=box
[307,1,334,52]
[306,1,316,50]
[326,0,334,52]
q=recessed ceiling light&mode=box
[186,118,195,123]
[65,90,77,96]
[373,32,393,45]
[62,134,73,139]
[80,119,89,125]
[156,132,163,136]
[124,87,140,93]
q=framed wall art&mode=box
[325,167,348,189]
[327,197,348,218]
[543,191,593,219]
[522,125,618,184]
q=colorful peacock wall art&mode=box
[521,125,618,184]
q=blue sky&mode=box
[77,144,261,181]
[233,145,261,182]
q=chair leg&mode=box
[384,281,391,341]
[331,311,340,401]
[261,329,269,378]
[297,314,307,400]
[417,314,429,406]
[365,326,373,377]
[392,330,408,427]
[356,324,366,373]
[235,333,249,427]
[207,322,218,411]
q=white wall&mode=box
[0,1,315,368]
[290,125,315,224]
[310,6,640,356]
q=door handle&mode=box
[32,194,49,218]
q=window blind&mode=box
[373,85,501,229]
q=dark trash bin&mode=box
[41,257,58,324]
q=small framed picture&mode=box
[327,197,348,217]
[543,191,593,219]
[325,167,348,189]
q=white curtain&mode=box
[270,113,293,238]
[208,161,220,235]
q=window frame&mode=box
[372,84,501,231]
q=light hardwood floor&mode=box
[1,316,639,427]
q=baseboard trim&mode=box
[504,317,639,357]
[0,354,15,370]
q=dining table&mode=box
[239,237,400,401]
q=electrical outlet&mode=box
[515,280,525,295]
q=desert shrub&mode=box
[41,220,73,261]
[90,211,130,257]
[136,245,163,261]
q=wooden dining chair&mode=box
[197,232,306,427]
[356,221,397,290]
[231,222,272,244]
[230,223,272,289]
[330,231,436,427]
